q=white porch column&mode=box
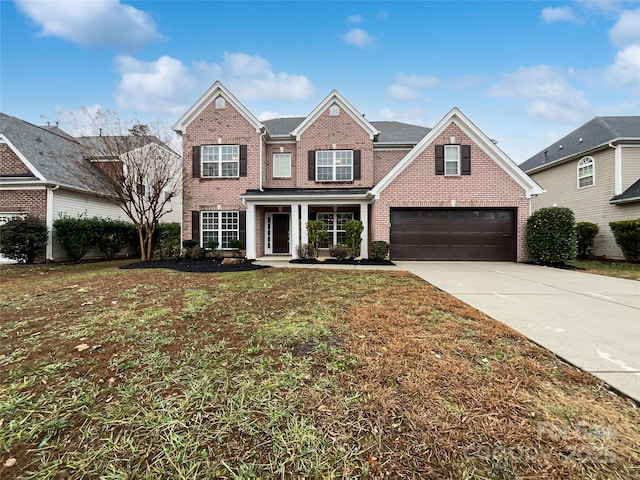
[360,202,369,259]
[300,202,309,245]
[245,202,257,259]
[290,202,300,258]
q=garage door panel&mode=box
[390,208,516,261]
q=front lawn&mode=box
[1,262,639,479]
[569,259,640,281]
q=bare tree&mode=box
[78,110,182,261]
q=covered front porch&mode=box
[241,188,374,259]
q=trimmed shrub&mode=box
[526,207,576,265]
[0,215,48,263]
[306,220,328,249]
[206,240,219,250]
[295,243,317,260]
[610,219,640,262]
[344,220,364,257]
[97,220,136,259]
[229,239,243,250]
[155,222,181,259]
[369,240,390,261]
[53,217,102,261]
[576,222,599,259]
[329,243,350,260]
[182,239,198,249]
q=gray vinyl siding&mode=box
[51,189,130,260]
[530,149,640,259]
[621,146,640,192]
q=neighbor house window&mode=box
[316,150,353,182]
[577,156,594,188]
[444,145,460,176]
[316,212,354,248]
[273,153,291,178]
[201,211,239,248]
[202,145,239,178]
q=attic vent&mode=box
[329,105,340,116]
[558,145,563,150]
[215,97,226,109]
[579,138,583,143]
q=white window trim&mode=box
[315,150,353,182]
[200,211,239,249]
[0,212,27,225]
[577,156,595,189]
[444,145,460,176]
[317,212,354,247]
[201,145,240,178]
[272,153,291,178]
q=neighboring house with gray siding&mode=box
[520,117,640,259]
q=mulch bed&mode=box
[120,258,270,273]
[290,258,395,266]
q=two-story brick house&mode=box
[174,81,543,261]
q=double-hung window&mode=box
[577,156,594,188]
[202,145,239,178]
[201,211,239,248]
[316,150,353,182]
[444,145,460,176]
[316,212,354,247]
[273,153,291,178]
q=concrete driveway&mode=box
[396,261,640,402]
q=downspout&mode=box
[609,142,622,195]
[259,127,266,192]
[46,185,60,261]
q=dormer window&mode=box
[577,156,594,188]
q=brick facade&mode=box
[371,123,530,261]
[1,143,32,175]
[0,189,47,220]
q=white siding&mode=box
[51,189,130,260]
[531,149,640,259]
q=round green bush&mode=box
[526,207,576,265]
[0,215,48,263]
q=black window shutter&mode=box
[461,145,471,175]
[353,150,361,180]
[191,211,200,245]
[308,151,316,181]
[192,146,201,178]
[239,211,246,249]
[239,145,247,177]
[435,145,445,175]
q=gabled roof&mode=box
[290,90,380,141]
[372,108,544,199]
[0,113,113,194]
[172,81,263,135]
[262,117,304,137]
[77,135,180,158]
[610,178,640,204]
[520,116,640,173]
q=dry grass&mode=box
[1,261,639,479]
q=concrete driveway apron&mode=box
[396,261,640,402]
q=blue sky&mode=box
[1,0,639,162]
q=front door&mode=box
[272,213,290,254]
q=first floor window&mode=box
[273,153,291,178]
[201,211,239,248]
[577,156,594,188]
[202,145,239,177]
[0,213,27,225]
[316,150,353,182]
[316,212,354,248]
[444,145,460,176]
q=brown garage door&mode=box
[390,208,516,261]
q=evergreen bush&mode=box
[0,215,48,263]
[575,222,599,259]
[369,241,390,261]
[526,207,576,265]
[344,220,364,257]
[609,219,640,262]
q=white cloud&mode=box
[541,6,580,23]
[605,44,640,89]
[51,105,104,136]
[377,107,429,126]
[608,7,640,47]
[344,28,374,47]
[387,73,441,101]
[488,65,591,123]
[14,0,164,49]
[258,111,284,121]
[347,14,363,24]
[113,52,315,114]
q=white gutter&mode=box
[259,127,266,192]
[46,185,60,260]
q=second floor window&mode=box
[316,150,353,182]
[273,153,291,178]
[444,145,460,176]
[202,145,239,177]
[577,156,594,188]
